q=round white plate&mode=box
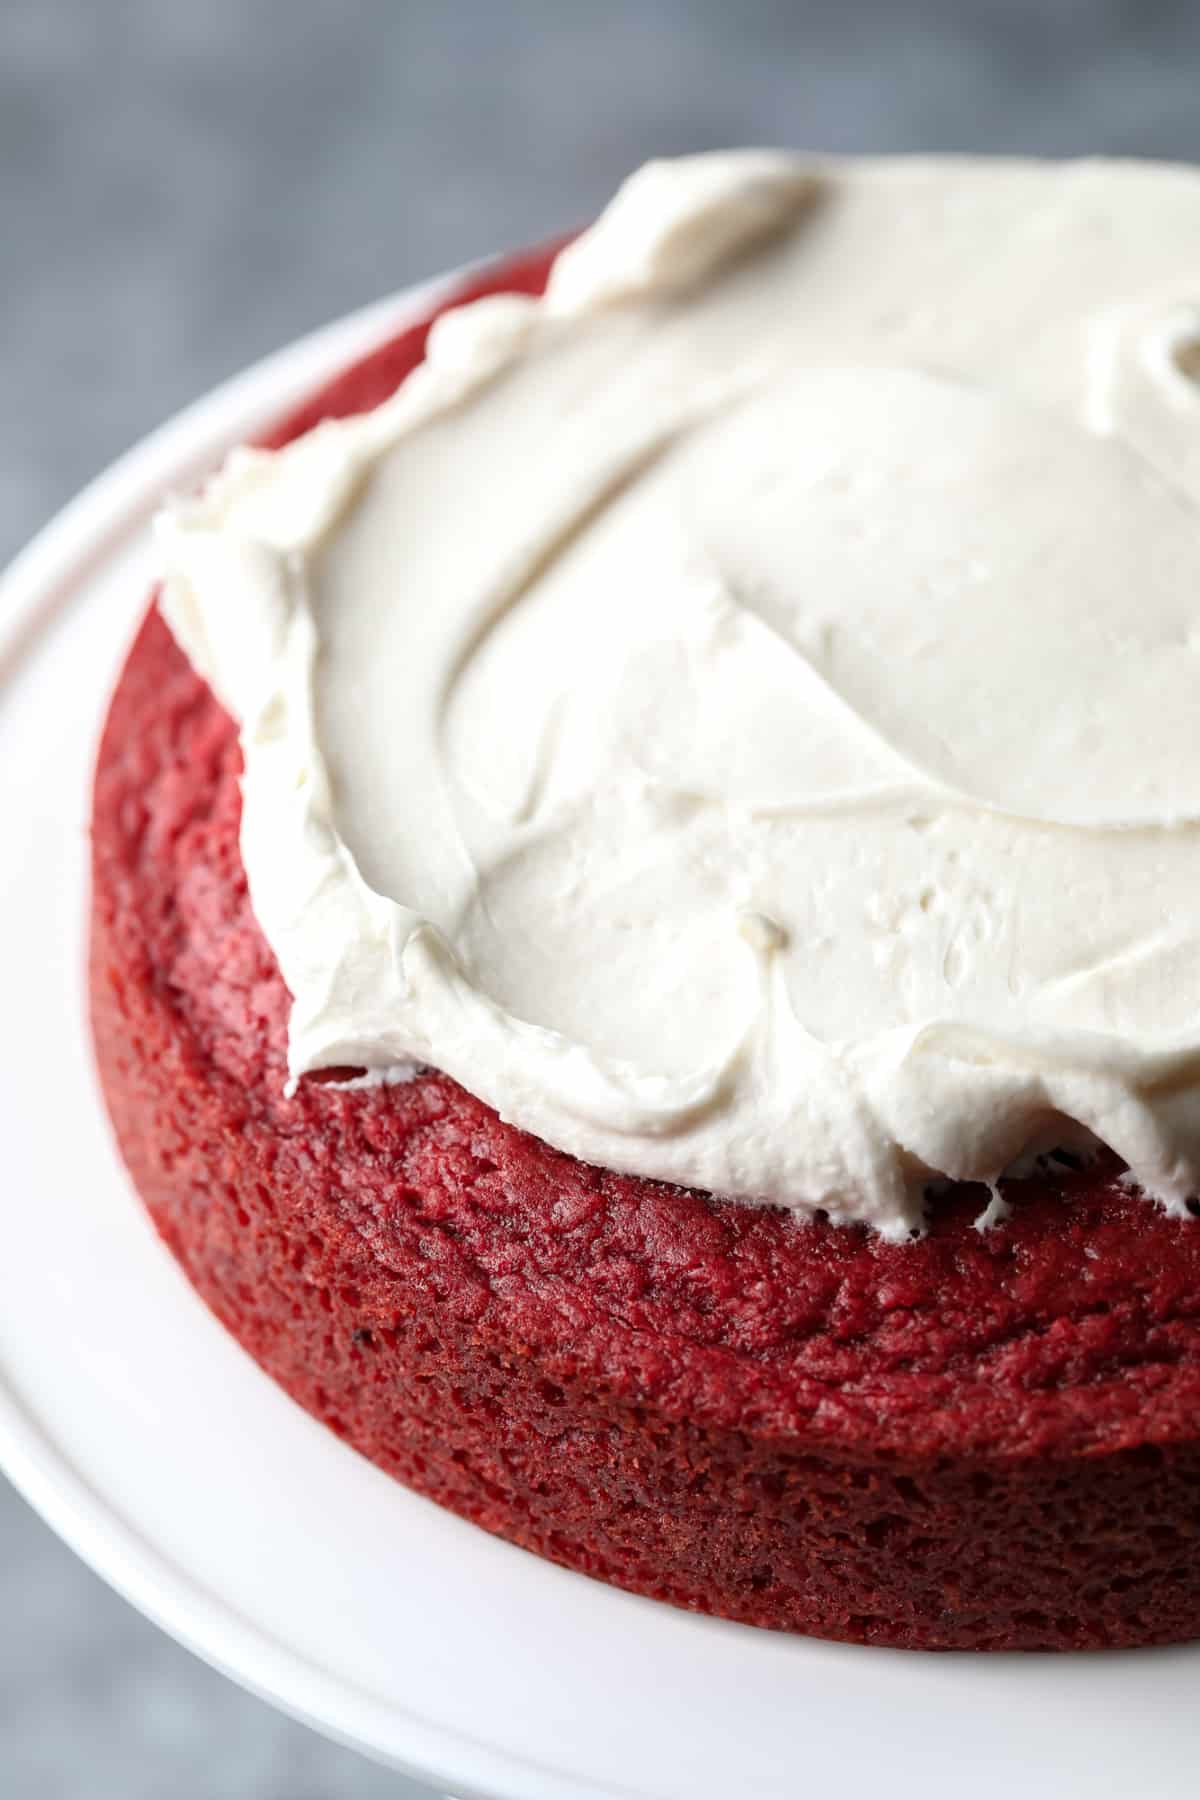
[3,282,1199,1800]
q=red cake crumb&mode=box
[90,246,1200,1652]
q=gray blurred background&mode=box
[5,1,1200,1793]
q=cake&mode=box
[91,153,1200,1650]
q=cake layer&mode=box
[91,247,1200,1647]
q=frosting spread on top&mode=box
[158,151,1200,1237]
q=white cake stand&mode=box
[1,280,1196,1800]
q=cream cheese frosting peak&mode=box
[158,152,1200,1237]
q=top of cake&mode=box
[157,151,1200,1237]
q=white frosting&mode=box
[157,151,1200,1238]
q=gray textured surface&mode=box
[5,1,1200,1794]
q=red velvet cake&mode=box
[91,156,1200,1651]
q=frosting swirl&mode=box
[158,152,1200,1236]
